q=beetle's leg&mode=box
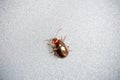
[50,50,54,53]
[45,39,51,46]
[45,39,51,41]
[52,48,59,58]
[60,36,63,41]
[47,43,52,46]
[53,48,58,54]
[47,43,53,53]
[60,36,66,41]
[67,46,72,52]
[54,52,60,58]
[49,47,57,53]
[67,46,69,48]
[62,36,66,42]
[53,47,58,51]
[52,48,60,59]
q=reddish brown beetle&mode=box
[46,29,69,58]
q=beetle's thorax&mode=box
[52,38,59,46]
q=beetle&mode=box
[46,28,69,58]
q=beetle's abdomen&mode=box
[56,41,68,58]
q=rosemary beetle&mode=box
[46,28,69,58]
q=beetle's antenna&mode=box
[55,28,62,37]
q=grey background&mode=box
[0,0,120,80]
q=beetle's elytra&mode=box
[46,29,69,58]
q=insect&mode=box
[46,28,69,58]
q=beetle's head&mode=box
[52,38,58,45]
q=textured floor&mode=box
[0,0,120,80]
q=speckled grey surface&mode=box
[0,0,120,80]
